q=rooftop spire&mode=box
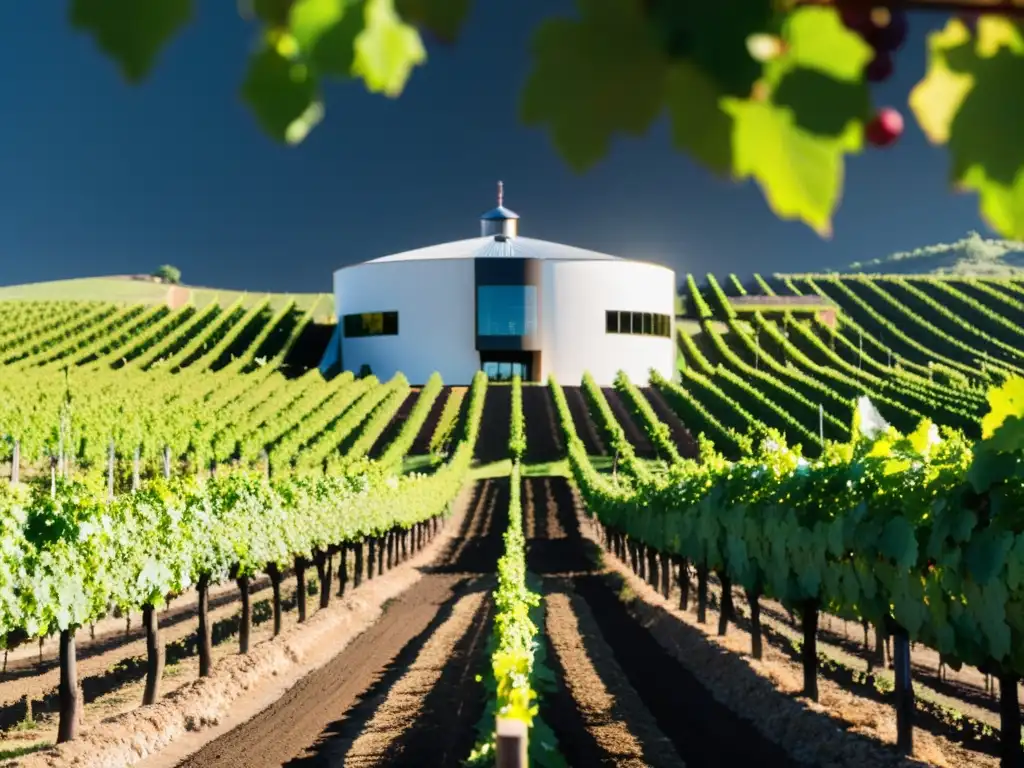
[497,180,504,207]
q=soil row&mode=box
[163,477,508,768]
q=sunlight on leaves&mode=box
[521,0,670,171]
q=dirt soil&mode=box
[473,387,511,465]
[562,387,606,456]
[521,386,564,464]
[165,287,191,311]
[163,478,506,768]
[8,479,498,768]
[640,386,699,458]
[523,476,795,768]
[600,388,657,458]
[571,494,999,768]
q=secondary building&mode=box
[323,185,676,386]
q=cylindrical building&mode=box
[328,186,676,386]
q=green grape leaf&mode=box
[1006,534,1024,591]
[241,41,325,145]
[879,516,917,570]
[909,19,974,144]
[246,0,293,27]
[648,0,774,97]
[967,449,1017,493]
[665,63,733,175]
[723,95,857,237]
[289,0,366,77]
[69,0,193,83]
[770,7,873,83]
[520,0,670,171]
[966,525,1014,585]
[981,375,1024,440]
[394,0,472,44]
[352,0,426,97]
[911,17,1024,239]
[763,8,872,140]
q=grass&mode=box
[0,277,334,318]
[0,742,50,761]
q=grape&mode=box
[958,12,979,34]
[837,2,873,35]
[865,107,904,148]
[870,9,908,52]
[866,50,893,83]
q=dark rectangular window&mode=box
[606,310,619,333]
[606,310,671,337]
[477,285,538,336]
[343,311,399,338]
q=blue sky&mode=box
[0,2,987,292]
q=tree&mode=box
[68,0,1024,239]
[153,265,182,285]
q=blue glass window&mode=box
[477,285,537,336]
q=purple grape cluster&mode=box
[837,3,908,83]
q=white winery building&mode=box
[322,186,677,386]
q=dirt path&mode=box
[310,589,492,767]
[641,386,699,458]
[521,386,563,464]
[367,390,420,459]
[474,386,510,464]
[171,479,506,768]
[601,387,658,459]
[523,476,794,767]
[544,586,684,768]
[166,286,191,310]
[409,387,453,454]
[0,576,285,733]
[562,386,607,456]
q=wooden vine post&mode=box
[267,563,283,636]
[801,600,819,701]
[197,574,213,677]
[495,718,528,768]
[142,604,164,705]
[10,438,19,485]
[890,623,914,755]
[107,439,116,499]
[997,670,1022,767]
[56,629,80,743]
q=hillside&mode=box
[0,275,334,318]
[830,231,1024,276]
[1,272,1023,768]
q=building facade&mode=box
[328,188,676,386]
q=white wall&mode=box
[334,259,478,385]
[541,260,676,386]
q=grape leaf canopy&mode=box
[67,0,1024,239]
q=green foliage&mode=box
[569,373,1024,676]
[912,18,1024,239]
[468,462,564,767]
[509,375,526,461]
[67,3,1024,240]
[0,371,488,642]
[153,264,182,285]
[69,0,193,83]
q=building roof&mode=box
[479,205,520,221]
[359,236,623,265]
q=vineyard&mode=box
[1,273,1024,768]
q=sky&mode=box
[0,2,989,294]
